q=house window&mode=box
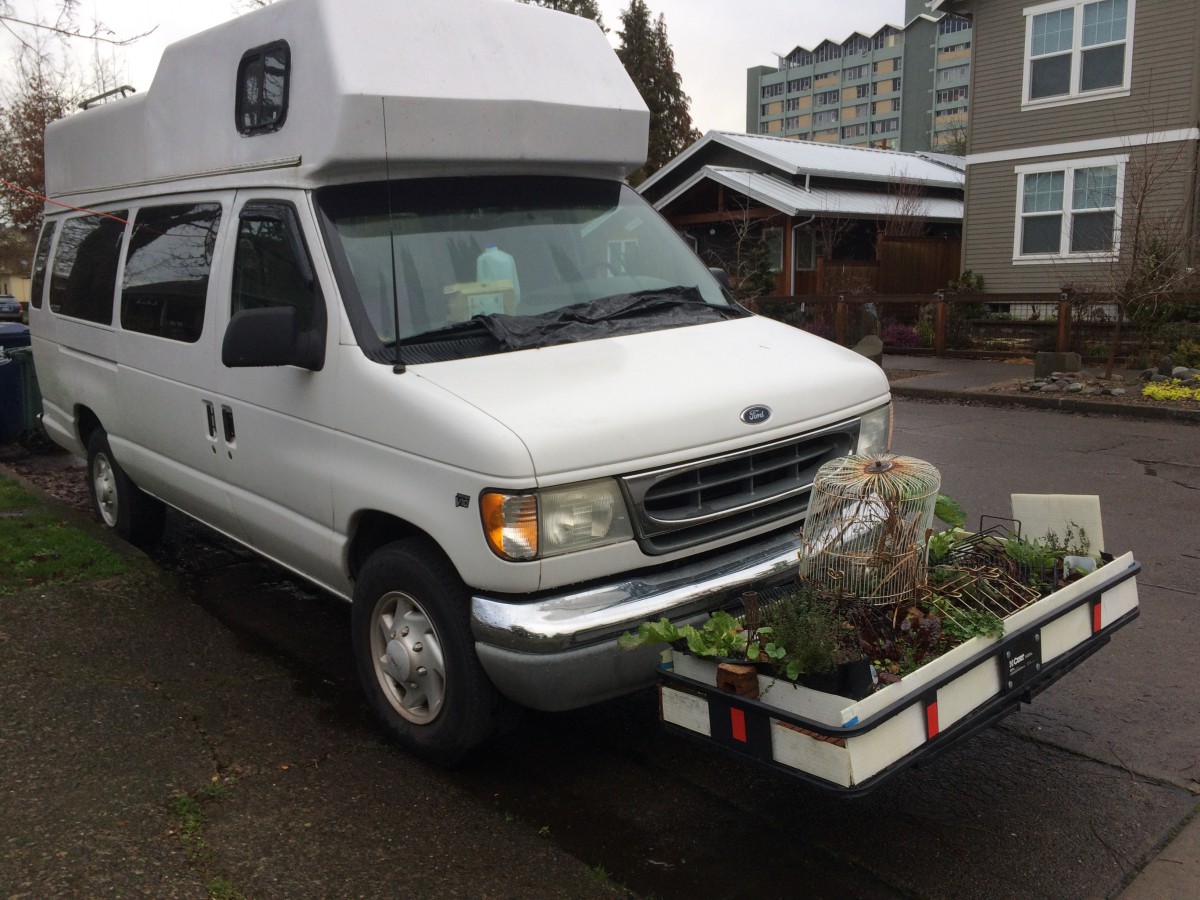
[762,228,784,272]
[815,90,840,106]
[761,82,784,99]
[938,65,970,84]
[842,123,868,139]
[870,118,899,135]
[787,77,811,92]
[236,41,290,135]
[813,109,839,126]
[844,64,868,81]
[939,14,972,35]
[1015,157,1124,259]
[936,86,970,104]
[1024,0,1132,106]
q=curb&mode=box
[890,385,1200,424]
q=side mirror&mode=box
[221,307,325,371]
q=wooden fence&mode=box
[749,293,1200,364]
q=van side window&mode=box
[121,203,222,343]
[236,41,290,136]
[30,221,56,309]
[49,212,128,324]
[232,203,318,331]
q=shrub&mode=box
[881,323,922,348]
[1172,339,1200,368]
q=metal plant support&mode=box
[799,453,942,606]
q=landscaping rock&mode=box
[1016,370,1135,399]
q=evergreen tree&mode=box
[515,0,606,30]
[0,54,70,235]
[616,1,695,185]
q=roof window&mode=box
[236,40,290,136]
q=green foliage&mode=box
[736,236,779,301]
[947,270,985,294]
[206,878,246,900]
[934,492,966,529]
[1172,338,1200,368]
[515,0,605,29]
[0,510,128,595]
[0,478,36,511]
[931,597,1004,642]
[618,609,748,659]
[1143,379,1200,402]
[616,0,696,185]
[759,592,840,680]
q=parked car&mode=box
[0,295,22,322]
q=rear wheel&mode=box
[86,428,165,548]
[351,539,511,765]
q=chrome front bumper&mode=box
[470,529,802,711]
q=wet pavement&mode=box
[2,361,1199,898]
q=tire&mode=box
[86,428,166,548]
[351,539,511,765]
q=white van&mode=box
[30,0,891,762]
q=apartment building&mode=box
[746,0,973,153]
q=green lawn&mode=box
[0,475,127,594]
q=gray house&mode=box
[933,0,1200,299]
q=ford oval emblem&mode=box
[740,405,772,425]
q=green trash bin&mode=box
[7,347,48,450]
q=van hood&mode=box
[412,316,890,480]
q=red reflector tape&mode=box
[925,700,939,739]
[730,707,747,743]
[1093,600,1103,633]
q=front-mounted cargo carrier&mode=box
[657,552,1140,794]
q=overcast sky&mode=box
[29,0,908,133]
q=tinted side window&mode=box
[49,213,128,324]
[30,221,56,309]
[121,203,222,343]
[236,41,290,136]
[232,204,318,331]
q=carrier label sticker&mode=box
[1002,630,1042,694]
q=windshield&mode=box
[315,176,734,360]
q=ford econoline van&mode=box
[30,0,891,762]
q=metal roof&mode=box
[639,131,965,195]
[650,165,963,222]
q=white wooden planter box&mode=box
[657,552,1140,793]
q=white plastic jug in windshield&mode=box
[476,245,521,304]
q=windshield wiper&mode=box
[397,318,494,346]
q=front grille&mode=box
[621,421,859,555]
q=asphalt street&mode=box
[2,366,1198,899]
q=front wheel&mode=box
[351,539,511,765]
[86,428,165,548]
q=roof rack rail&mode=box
[79,86,137,110]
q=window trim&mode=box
[1021,0,1134,111]
[1011,154,1127,263]
[235,40,291,136]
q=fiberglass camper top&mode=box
[44,0,650,204]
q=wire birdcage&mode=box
[799,453,942,607]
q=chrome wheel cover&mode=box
[369,590,447,725]
[92,452,119,528]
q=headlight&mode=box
[856,403,893,456]
[481,479,633,561]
